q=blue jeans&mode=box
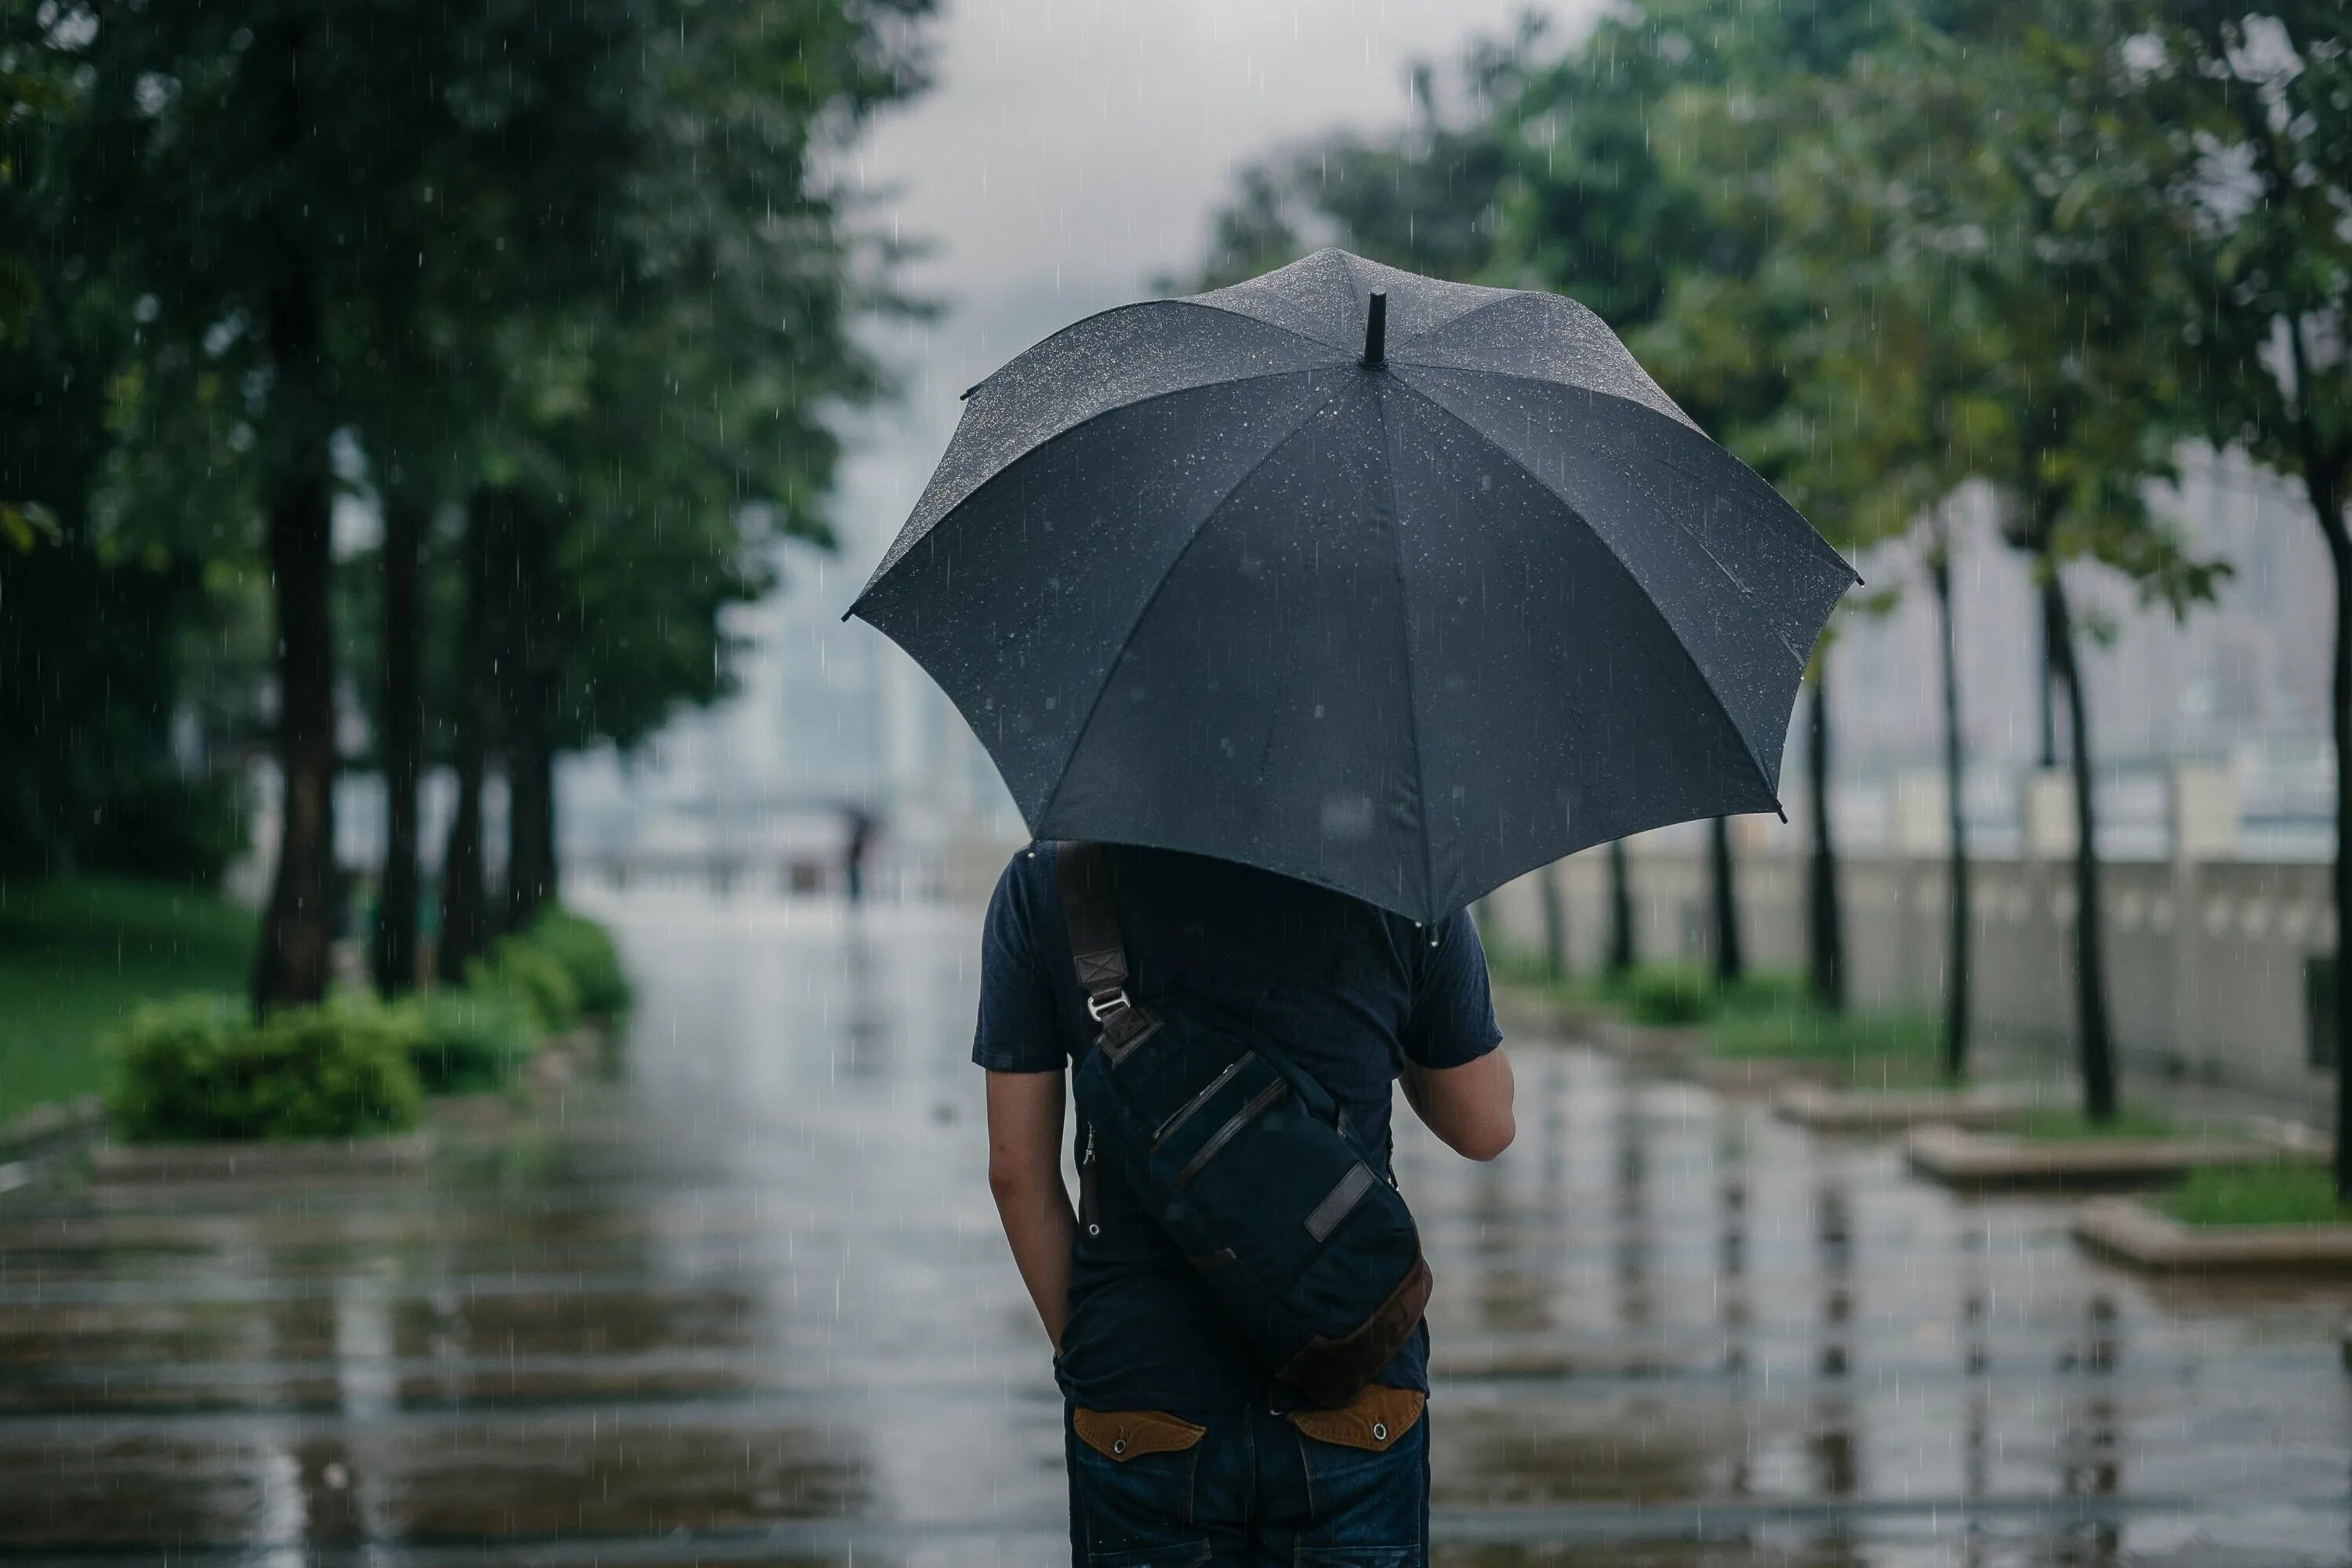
[1064,1399,1430,1566]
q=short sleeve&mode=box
[972,849,1070,1073]
[1398,909,1502,1070]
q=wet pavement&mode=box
[3,891,2350,1566]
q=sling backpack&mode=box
[1058,840,1432,1408]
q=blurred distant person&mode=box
[843,807,877,903]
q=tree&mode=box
[1841,12,2228,1118]
[2132,1,2352,1184]
[2,5,261,887]
[1646,40,2004,1053]
[54,2,660,1009]
[471,0,928,935]
[1498,0,1940,996]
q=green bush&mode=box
[1622,964,1714,1026]
[522,906,632,1018]
[1719,970,1809,1017]
[402,988,543,1094]
[473,938,581,1033]
[107,993,424,1143]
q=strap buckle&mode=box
[1087,989,1132,1022]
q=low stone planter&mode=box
[1691,1055,1833,1094]
[428,1091,528,1134]
[1904,1123,2309,1191]
[2073,1196,2352,1273]
[92,1131,437,1184]
[1777,1083,2044,1133]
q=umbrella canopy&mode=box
[848,249,1857,924]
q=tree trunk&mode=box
[503,495,557,930]
[506,720,556,928]
[2044,575,2117,1123]
[1708,815,1744,987]
[2036,589,2059,770]
[1806,671,1846,1014]
[371,487,426,996]
[2310,476,2351,1198]
[1933,550,1973,1083]
[437,492,498,982]
[249,255,336,1014]
[1538,859,1567,982]
[1606,837,1635,977]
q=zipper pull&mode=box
[1080,1123,1101,1239]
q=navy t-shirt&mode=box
[973,840,1501,1411]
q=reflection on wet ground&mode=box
[3,892,2349,1566]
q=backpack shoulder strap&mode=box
[1054,840,1131,1022]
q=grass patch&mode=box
[2011,1106,2177,1142]
[1706,1005,1947,1087]
[2165,1163,2352,1227]
[0,878,257,1127]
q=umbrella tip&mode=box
[1773,800,1788,824]
[1362,291,1387,368]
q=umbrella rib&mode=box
[1177,296,1358,356]
[1392,369,1831,672]
[848,361,1337,616]
[1371,381,1439,920]
[1388,377,1788,809]
[1029,390,1340,830]
[1378,288,1519,353]
[1398,365,1859,590]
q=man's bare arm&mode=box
[985,1067,1076,1352]
[1399,1047,1515,1161]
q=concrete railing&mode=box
[1481,766,2338,1101]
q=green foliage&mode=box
[2166,1163,2352,1229]
[472,939,581,1034]
[107,994,423,1144]
[2012,1107,2177,1142]
[401,988,543,1095]
[522,907,633,1019]
[1622,964,1715,1027]
[1170,30,1535,293]
[1718,971,1811,1018]
[1708,1007,1946,1087]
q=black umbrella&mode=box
[848,249,1856,924]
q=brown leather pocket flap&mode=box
[1287,1385,1425,1453]
[1073,1407,1207,1462]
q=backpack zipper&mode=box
[1080,1123,1100,1238]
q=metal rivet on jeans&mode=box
[1112,1438,1127,1455]
[1372,1422,1388,1441]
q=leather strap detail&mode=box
[1287,1385,1426,1452]
[1276,1247,1433,1408]
[1055,841,1130,1010]
[1073,1407,1207,1462]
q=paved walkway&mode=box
[2,891,2349,1566]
